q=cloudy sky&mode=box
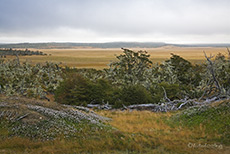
[0,0,230,44]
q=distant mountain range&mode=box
[0,42,230,49]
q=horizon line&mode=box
[1,41,230,45]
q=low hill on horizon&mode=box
[0,42,230,49]
[0,42,166,49]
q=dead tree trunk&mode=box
[203,51,222,95]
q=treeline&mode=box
[0,48,47,57]
[1,48,230,109]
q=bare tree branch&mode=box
[203,51,222,95]
[162,86,171,102]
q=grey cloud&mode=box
[0,0,230,43]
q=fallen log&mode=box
[125,97,223,112]
[87,103,112,110]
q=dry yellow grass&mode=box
[99,110,229,154]
[8,46,229,69]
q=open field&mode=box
[6,46,229,69]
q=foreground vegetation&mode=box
[54,48,230,109]
[1,48,230,107]
[0,97,229,153]
[0,48,229,153]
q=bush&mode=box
[149,82,185,103]
[159,54,202,86]
[106,48,152,85]
[54,73,117,106]
[64,67,106,81]
[119,84,153,106]
[88,78,115,104]
[54,73,90,105]
[0,59,62,98]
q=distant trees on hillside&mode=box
[0,48,47,57]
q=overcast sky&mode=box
[0,0,230,44]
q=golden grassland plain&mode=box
[7,46,230,69]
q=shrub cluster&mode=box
[55,73,155,108]
[55,73,114,106]
[54,48,230,107]
[1,48,230,107]
[0,59,62,98]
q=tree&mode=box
[202,51,230,98]
[106,48,152,85]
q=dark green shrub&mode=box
[119,84,153,106]
[88,78,115,104]
[54,73,117,106]
[55,73,91,105]
[165,54,193,84]
[150,82,184,103]
[160,54,203,86]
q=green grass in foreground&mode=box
[0,100,229,154]
[170,100,230,145]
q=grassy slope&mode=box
[0,97,229,154]
[100,102,230,154]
